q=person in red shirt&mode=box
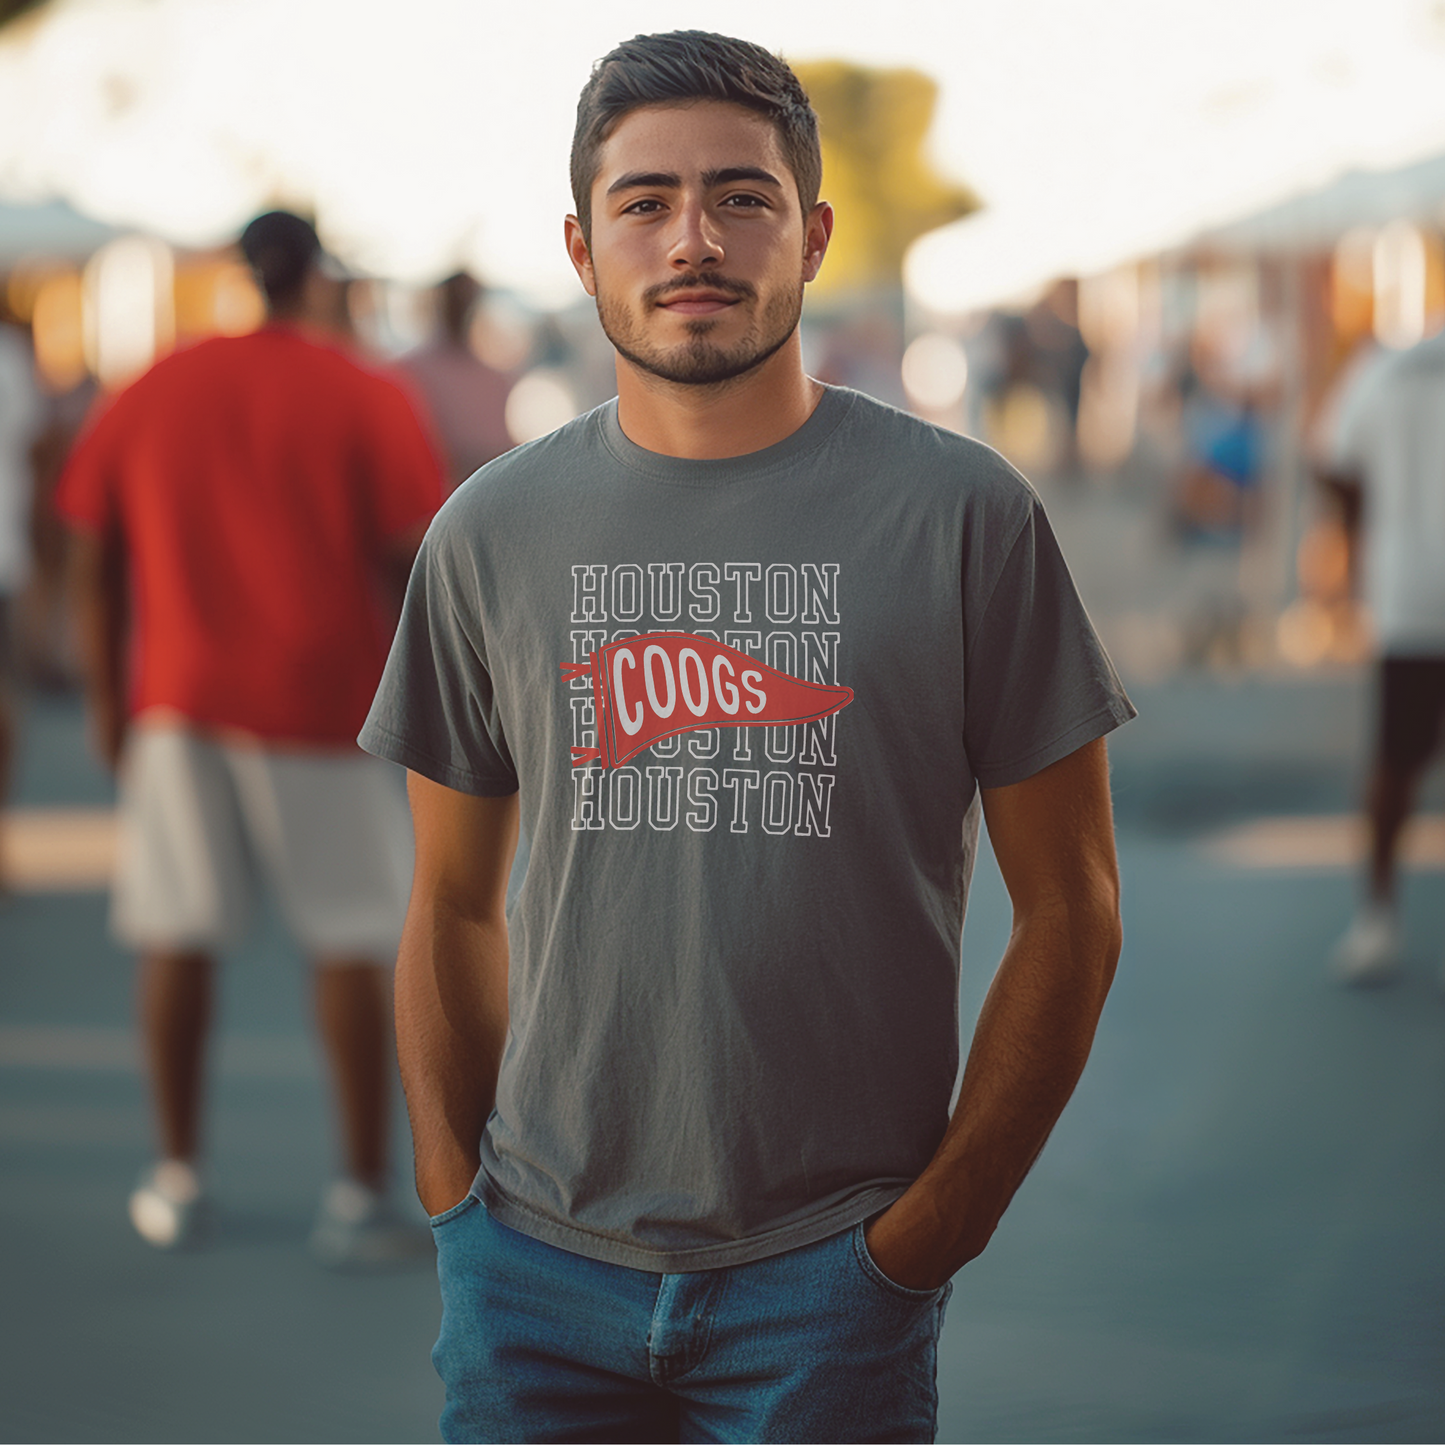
[58,211,444,1264]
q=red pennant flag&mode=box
[560,631,853,768]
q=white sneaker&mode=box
[309,1179,433,1270]
[128,1160,209,1249]
[1330,905,1402,987]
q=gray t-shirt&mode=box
[361,385,1133,1272]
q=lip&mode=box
[656,290,741,315]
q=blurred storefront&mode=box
[3,199,262,393]
[900,146,1445,680]
[6,134,1445,689]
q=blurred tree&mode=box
[0,0,49,29]
[792,60,979,296]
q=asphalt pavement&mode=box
[3,674,1444,1444]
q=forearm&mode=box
[938,897,1116,1244]
[1316,471,1363,587]
[872,889,1120,1285]
[394,897,509,1216]
[68,532,128,764]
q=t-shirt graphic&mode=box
[564,561,851,837]
[561,631,853,766]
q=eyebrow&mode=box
[605,166,785,197]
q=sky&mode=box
[1,0,1444,312]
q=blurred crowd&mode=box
[3,197,1443,714]
[1,143,1444,1444]
[0,197,1441,808]
[0,253,518,712]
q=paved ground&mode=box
[3,678,1444,1444]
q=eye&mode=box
[622,198,665,215]
[721,193,768,209]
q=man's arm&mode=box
[1315,466,1364,593]
[397,772,519,1216]
[68,528,129,770]
[864,736,1123,1289]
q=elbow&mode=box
[1014,872,1122,1006]
[1075,865,1123,1002]
[1099,903,1123,996]
[1093,874,1124,1005]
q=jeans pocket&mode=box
[851,1220,948,1302]
[429,1193,481,1230]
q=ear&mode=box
[802,201,833,284]
[564,215,597,298]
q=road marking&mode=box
[0,1103,149,1148]
[7,806,1438,884]
[0,808,116,890]
[1202,814,1445,870]
[0,1024,136,1070]
[0,1025,318,1078]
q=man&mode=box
[397,271,514,493]
[362,31,1130,1443]
[1318,321,1445,985]
[58,211,443,1264]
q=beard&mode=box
[596,272,804,387]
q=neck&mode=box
[264,305,338,345]
[613,333,822,460]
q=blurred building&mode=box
[897,147,1445,681]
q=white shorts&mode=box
[112,726,412,960]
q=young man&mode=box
[59,211,443,1264]
[362,31,1131,1443]
[1318,323,1445,985]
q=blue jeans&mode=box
[431,1195,952,1444]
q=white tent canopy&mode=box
[1197,149,1445,255]
[4,0,1445,308]
[906,142,1445,317]
[0,196,118,266]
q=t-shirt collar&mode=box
[598,384,856,486]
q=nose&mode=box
[667,200,723,270]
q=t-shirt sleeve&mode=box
[1322,350,1387,481]
[363,379,445,540]
[963,498,1135,789]
[358,526,518,796]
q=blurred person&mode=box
[1317,321,1445,986]
[311,265,360,345]
[975,310,1066,472]
[363,30,1130,1444]
[813,303,907,408]
[1172,342,1268,545]
[398,271,514,492]
[0,312,43,881]
[56,210,444,1264]
[23,366,97,690]
[1025,283,1088,474]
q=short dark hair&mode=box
[570,30,821,243]
[239,210,320,305]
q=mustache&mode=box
[644,274,756,304]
